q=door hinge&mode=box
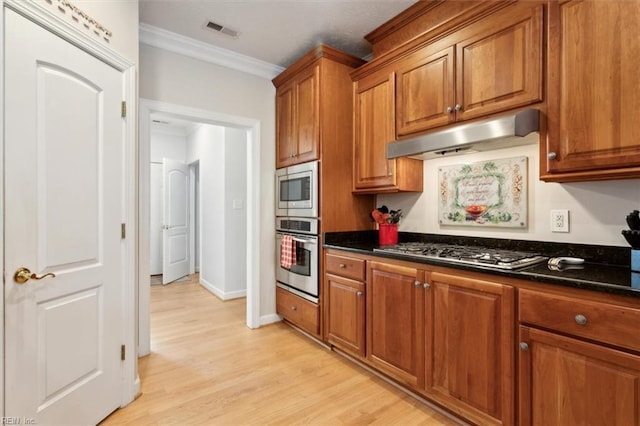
[121,223,126,239]
[121,101,127,118]
[121,344,126,361]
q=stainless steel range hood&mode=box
[387,109,540,160]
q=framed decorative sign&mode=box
[438,156,527,228]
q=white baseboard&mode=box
[199,278,246,300]
[260,313,282,326]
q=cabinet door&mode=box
[326,273,365,357]
[275,80,296,168]
[426,272,515,426]
[353,72,397,190]
[294,64,320,164]
[396,46,455,136]
[456,3,543,122]
[544,0,640,179]
[519,326,640,426]
[366,261,424,389]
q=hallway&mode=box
[102,275,457,425]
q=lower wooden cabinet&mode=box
[519,326,640,426]
[325,273,365,357]
[276,286,319,337]
[366,261,424,389]
[425,272,515,426]
[518,288,640,425]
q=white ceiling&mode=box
[139,0,417,69]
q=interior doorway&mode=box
[138,99,261,357]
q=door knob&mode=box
[14,267,56,284]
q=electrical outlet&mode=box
[551,209,569,233]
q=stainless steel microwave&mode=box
[275,161,318,217]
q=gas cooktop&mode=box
[374,242,548,270]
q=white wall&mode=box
[150,126,187,163]
[149,127,188,275]
[71,0,139,64]
[378,143,640,247]
[140,45,276,316]
[225,127,248,295]
[186,124,247,299]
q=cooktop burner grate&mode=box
[374,242,548,270]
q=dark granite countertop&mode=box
[324,231,640,299]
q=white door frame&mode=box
[1,0,138,412]
[138,99,261,356]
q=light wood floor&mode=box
[101,275,459,425]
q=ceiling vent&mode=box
[206,20,239,38]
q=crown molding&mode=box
[139,23,284,80]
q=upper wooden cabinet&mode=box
[273,45,365,169]
[275,64,320,168]
[353,70,423,193]
[396,2,543,136]
[542,0,640,182]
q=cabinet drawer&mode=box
[325,253,366,281]
[519,289,640,352]
[276,287,319,336]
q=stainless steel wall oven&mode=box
[275,217,319,303]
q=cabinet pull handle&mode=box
[387,172,393,177]
[547,152,557,160]
[338,263,346,269]
[356,291,363,297]
[446,106,453,113]
[454,104,462,111]
[414,280,421,287]
[519,342,529,352]
[574,314,587,325]
[423,282,430,290]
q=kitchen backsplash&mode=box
[377,143,640,247]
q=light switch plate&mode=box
[551,209,569,233]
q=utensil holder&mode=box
[379,223,398,246]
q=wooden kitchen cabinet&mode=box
[366,261,424,388]
[275,64,319,168]
[425,272,515,426]
[274,45,366,169]
[325,252,366,357]
[518,288,640,425]
[276,286,319,337]
[395,2,543,136]
[543,0,640,182]
[519,327,640,426]
[325,274,365,358]
[352,71,423,193]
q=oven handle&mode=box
[291,237,317,245]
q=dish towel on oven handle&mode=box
[280,235,297,269]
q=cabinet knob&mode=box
[547,152,557,160]
[387,172,393,177]
[446,106,453,114]
[519,342,529,352]
[454,104,462,111]
[574,314,587,325]
[356,291,363,297]
[338,263,346,269]
[423,282,430,290]
[414,280,421,287]
[290,305,297,311]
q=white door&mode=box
[162,158,190,284]
[4,9,124,425]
